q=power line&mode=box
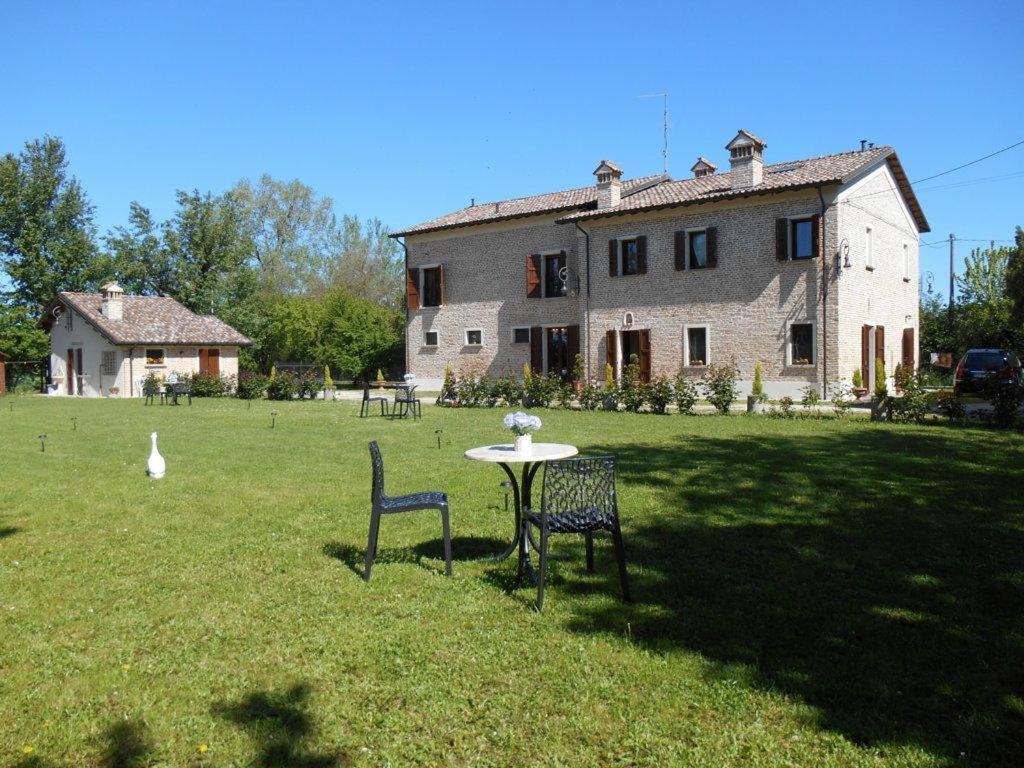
[911,138,1024,184]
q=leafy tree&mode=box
[330,215,403,309]
[101,202,174,296]
[0,136,100,311]
[0,303,48,360]
[1006,226,1024,327]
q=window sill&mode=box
[683,364,708,369]
[145,364,166,369]
[789,256,814,262]
[786,364,815,369]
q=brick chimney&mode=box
[593,160,623,209]
[726,130,766,189]
[100,281,124,321]
[691,157,718,178]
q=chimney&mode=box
[593,160,623,209]
[725,130,767,189]
[690,157,718,178]
[100,281,124,321]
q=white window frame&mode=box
[786,321,816,367]
[618,234,641,276]
[419,263,443,308]
[684,228,709,270]
[423,330,439,347]
[786,215,816,260]
[683,324,710,367]
[145,348,166,367]
[865,227,874,271]
[510,326,531,344]
[903,243,910,282]
[464,328,483,347]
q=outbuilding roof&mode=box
[45,292,252,346]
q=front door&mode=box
[619,330,651,383]
[546,328,569,379]
[199,348,220,376]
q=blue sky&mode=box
[5,0,1023,294]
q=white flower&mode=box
[504,411,541,435]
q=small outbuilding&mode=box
[41,282,251,397]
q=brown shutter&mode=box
[875,326,885,366]
[438,264,446,305]
[198,348,208,375]
[608,239,618,276]
[208,348,220,377]
[526,254,541,298]
[776,219,789,261]
[861,325,871,385]
[636,236,648,274]
[811,213,822,259]
[530,326,543,373]
[567,324,580,376]
[406,268,420,310]
[674,231,686,271]
[706,227,718,268]
[605,330,617,374]
[638,329,651,383]
[902,328,915,369]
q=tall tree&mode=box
[1006,226,1024,327]
[101,202,174,296]
[0,136,100,311]
[330,215,403,309]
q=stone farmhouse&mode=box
[42,282,250,397]
[392,131,929,397]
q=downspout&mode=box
[572,222,592,380]
[816,185,830,397]
[396,236,410,377]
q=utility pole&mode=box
[948,233,955,328]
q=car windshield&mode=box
[964,352,1006,370]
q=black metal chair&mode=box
[171,381,192,406]
[393,384,421,420]
[526,456,631,611]
[365,441,452,581]
[361,380,390,418]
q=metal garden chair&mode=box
[393,384,422,420]
[364,441,452,581]
[360,380,390,418]
[526,456,631,611]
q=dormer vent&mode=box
[691,157,718,178]
[726,130,767,189]
[593,159,623,209]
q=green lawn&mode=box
[2,397,1022,767]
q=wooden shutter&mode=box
[674,231,686,271]
[198,348,208,375]
[638,329,651,383]
[875,326,885,366]
[608,239,618,277]
[811,213,822,259]
[567,324,580,376]
[406,268,420,310]
[526,254,541,298]
[861,325,871,385]
[636,236,648,274]
[605,330,617,374]
[706,227,718,268]
[438,265,446,305]
[776,219,789,261]
[208,348,220,376]
[530,326,543,373]
[902,328,915,369]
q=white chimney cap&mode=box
[101,281,124,294]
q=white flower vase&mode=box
[514,434,532,456]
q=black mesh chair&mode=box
[365,441,452,581]
[526,456,630,611]
[393,384,422,420]
[361,380,390,418]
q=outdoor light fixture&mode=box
[837,238,851,270]
[38,434,47,452]
[270,411,278,429]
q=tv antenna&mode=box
[639,92,669,174]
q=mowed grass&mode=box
[1,397,1023,768]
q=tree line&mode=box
[0,136,403,378]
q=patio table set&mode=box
[360,380,421,419]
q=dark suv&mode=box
[954,349,1024,396]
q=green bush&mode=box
[648,377,673,414]
[524,372,559,408]
[774,396,795,418]
[454,372,487,407]
[620,355,647,413]
[874,358,887,398]
[191,373,229,397]
[830,382,854,416]
[142,373,162,397]
[323,366,334,390]
[937,388,965,420]
[267,371,298,400]
[888,371,930,424]
[673,373,698,415]
[556,380,576,410]
[236,372,269,400]
[852,367,863,389]
[800,385,821,408]
[703,360,739,414]
[490,375,523,407]
[578,380,603,411]
[987,381,1023,428]
[438,366,457,405]
[297,370,321,399]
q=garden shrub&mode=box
[703,360,739,414]
[454,372,487,407]
[490,375,523,407]
[236,372,269,400]
[673,373,698,415]
[604,363,615,391]
[874,357,887,398]
[438,366,457,405]
[830,382,854,416]
[297,370,321,399]
[578,380,603,411]
[852,367,863,390]
[888,370,930,424]
[936,389,965,421]
[524,372,559,408]
[648,377,673,414]
[800,385,821,408]
[987,381,1023,428]
[556,379,575,410]
[191,372,229,397]
[752,362,766,402]
[323,366,334,390]
[620,355,647,413]
[267,371,298,400]
[773,396,795,418]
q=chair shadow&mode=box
[0,526,21,540]
[322,536,506,578]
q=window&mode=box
[423,331,438,347]
[621,238,640,275]
[543,253,567,297]
[145,349,165,366]
[685,326,709,366]
[66,310,73,332]
[101,350,117,376]
[903,243,910,282]
[790,218,814,260]
[865,227,874,270]
[422,266,443,307]
[511,327,531,344]
[688,231,708,269]
[789,324,814,366]
[464,329,482,346]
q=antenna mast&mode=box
[639,92,669,173]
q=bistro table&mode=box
[464,442,578,582]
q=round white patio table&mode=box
[465,442,578,582]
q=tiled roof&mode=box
[391,175,665,236]
[393,146,929,236]
[52,292,252,346]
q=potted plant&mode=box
[852,367,867,398]
[323,365,335,400]
[503,411,542,456]
[375,368,386,389]
[748,361,768,413]
[108,386,120,397]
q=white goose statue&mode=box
[147,432,166,479]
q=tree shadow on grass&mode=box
[322,536,505,577]
[11,720,153,768]
[565,428,1024,767]
[0,526,20,539]
[215,683,348,767]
